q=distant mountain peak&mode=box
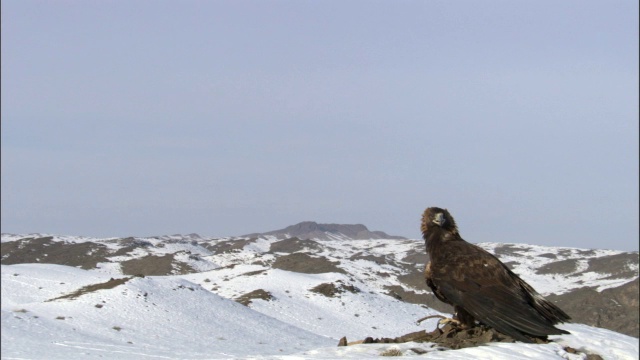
[243,221,406,241]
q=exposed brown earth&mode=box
[383,285,453,314]
[234,289,274,306]
[120,254,195,276]
[341,323,532,349]
[203,238,258,254]
[271,253,346,274]
[268,238,322,253]
[349,252,391,265]
[310,281,359,297]
[111,237,154,256]
[46,276,133,302]
[536,259,579,275]
[1,237,110,269]
[338,324,604,359]
[400,248,428,265]
[492,244,527,257]
[585,253,639,280]
[546,279,639,338]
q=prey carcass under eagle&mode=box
[421,207,571,343]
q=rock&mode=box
[337,337,348,346]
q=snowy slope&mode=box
[180,266,438,340]
[2,263,638,360]
[1,233,638,359]
[1,264,334,359]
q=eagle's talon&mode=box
[415,314,446,326]
[438,317,462,328]
[415,314,464,330]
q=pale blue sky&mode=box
[2,1,638,250]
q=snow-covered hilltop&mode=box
[1,225,638,359]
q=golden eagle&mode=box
[421,207,571,343]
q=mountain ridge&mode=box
[242,221,406,240]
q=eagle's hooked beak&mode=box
[433,212,446,227]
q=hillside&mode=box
[1,228,638,359]
[242,221,406,240]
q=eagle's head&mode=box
[421,207,458,237]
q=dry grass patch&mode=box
[46,277,133,302]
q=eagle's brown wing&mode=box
[424,262,450,305]
[429,241,569,342]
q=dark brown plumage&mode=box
[421,207,571,343]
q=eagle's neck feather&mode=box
[423,227,460,255]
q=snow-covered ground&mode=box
[1,263,637,359]
[2,264,334,359]
[477,242,638,294]
[2,233,635,296]
[1,233,638,359]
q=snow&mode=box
[5,234,635,296]
[1,233,638,359]
[2,262,638,360]
[182,267,439,340]
[2,264,334,359]
[477,242,638,294]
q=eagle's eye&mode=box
[433,212,446,226]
